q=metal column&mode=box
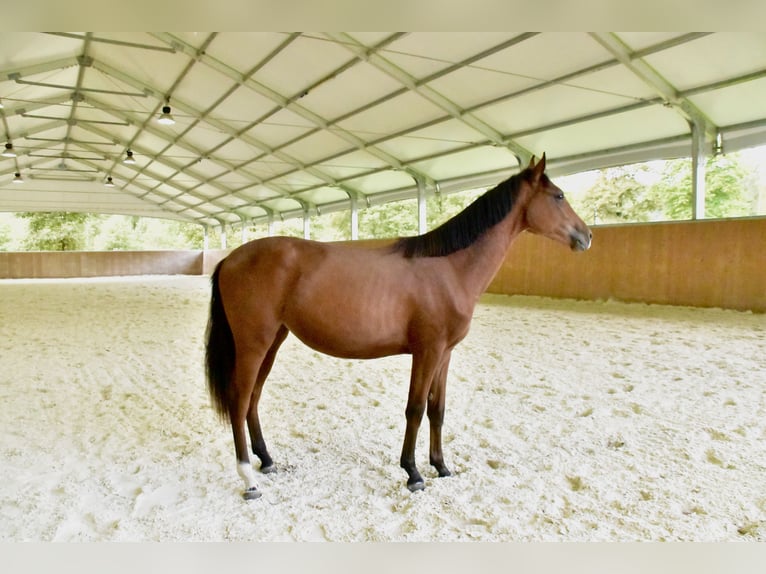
[350,195,359,240]
[416,177,427,235]
[303,209,311,239]
[691,121,707,219]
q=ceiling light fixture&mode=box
[2,142,17,158]
[157,103,175,125]
[123,149,136,165]
[104,176,115,187]
[12,172,23,183]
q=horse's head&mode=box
[521,154,592,252]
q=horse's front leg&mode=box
[400,349,443,491]
[427,350,452,478]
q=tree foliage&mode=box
[0,219,10,251]
[17,212,92,251]
[571,165,657,224]
[571,154,756,224]
[650,155,755,220]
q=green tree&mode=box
[650,155,754,220]
[17,212,93,251]
[172,220,205,248]
[334,198,419,239]
[95,215,144,250]
[331,188,486,240]
[571,165,658,225]
[0,219,10,251]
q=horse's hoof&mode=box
[260,464,276,474]
[407,480,425,493]
[242,487,262,500]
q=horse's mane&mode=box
[392,168,531,258]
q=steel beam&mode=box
[589,32,718,141]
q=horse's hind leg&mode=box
[247,325,289,474]
[230,347,269,500]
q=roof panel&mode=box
[298,61,402,120]
[375,119,487,162]
[173,65,238,113]
[269,171,326,193]
[238,186,282,202]
[336,91,446,140]
[316,149,389,180]
[516,105,690,158]
[343,170,415,196]
[244,107,316,149]
[427,64,538,110]
[296,186,348,206]
[410,145,519,181]
[564,65,659,102]
[472,33,612,82]
[474,83,639,136]
[261,197,304,213]
[211,85,281,126]
[690,78,766,127]
[238,205,270,219]
[0,33,80,67]
[205,33,293,77]
[277,129,353,165]
[180,124,232,155]
[235,158,291,182]
[90,35,185,97]
[644,33,766,91]
[2,32,766,225]
[256,35,354,98]
[616,32,693,52]
[213,138,266,164]
[383,33,523,78]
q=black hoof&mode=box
[407,480,425,492]
[242,487,262,500]
[260,464,276,474]
[438,469,452,478]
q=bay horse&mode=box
[205,154,591,499]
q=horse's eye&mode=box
[555,193,565,201]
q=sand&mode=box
[1,275,765,541]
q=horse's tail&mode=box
[205,260,234,421]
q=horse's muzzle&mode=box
[570,229,592,252]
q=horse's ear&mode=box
[527,155,536,170]
[532,152,546,180]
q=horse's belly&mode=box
[285,305,409,360]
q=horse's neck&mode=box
[447,206,527,298]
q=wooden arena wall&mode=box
[487,217,765,312]
[0,218,763,311]
[0,250,203,278]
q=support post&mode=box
[416,176,427,235]
[350,195,359,240]
[202,225,209,251]
[220,226,227,249]
[303,209,311,239]
[691,120,707,220]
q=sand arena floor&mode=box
[1,275,765,541]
